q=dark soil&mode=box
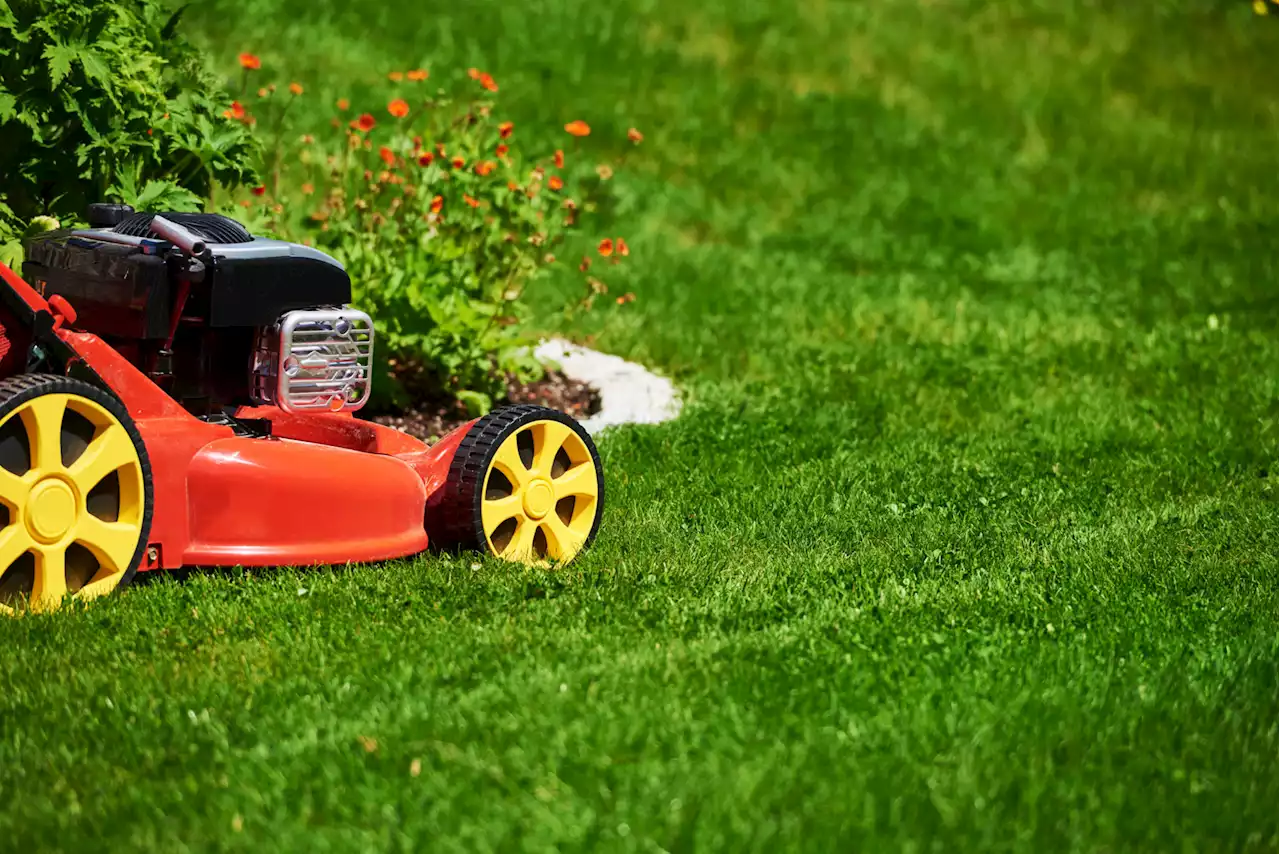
[362,370,600,442]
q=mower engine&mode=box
[21,204,373,417]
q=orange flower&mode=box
[463,194,481,208]
[597,238,614,257]
[564,120,591,137]
[418,152,434,167]
[388,71,404,82]
[251,185,266,196]
[476,161,496,176]
[554,149,565,168]
[407,69,429,81]
[617,238,630,257]
[289,82,304,96]
[548,176,564,191]
[430,195,444,213]
[450,155,465,169]
[238,53,261,70]
[223,101,246,120]
[257,87,269,98]
[301,182,315,195]
[498,121,514,139]
[478,73,498,92]
[496,144,509,157]
[379,146,395,166]
[467,68,482,80]
[507,181,520,191]
[388,99,409,118]
[627,127,643,143]
[616,292,636,305]
[337,98,350,111]
[351,113,376,132]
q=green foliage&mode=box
[0,0,257,239]
[0,201,24,269]
[224,74,634,412]
[107,162,203,212]
[0,201,58,268]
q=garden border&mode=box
[533,338,681,435]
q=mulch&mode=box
[361,370,600,442]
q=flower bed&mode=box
[218,56,643,414]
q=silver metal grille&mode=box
[251,307,374,413]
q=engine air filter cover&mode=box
[113,212,254,245]
[252,308,374,413]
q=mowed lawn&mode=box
[0,0,1276,850]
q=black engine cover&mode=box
[22,211,352,336]
[23,236,173,339]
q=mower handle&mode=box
[149,215,208,259]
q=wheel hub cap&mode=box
[26,479,76,544]
[522,479,555,520]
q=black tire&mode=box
[0,374,154,609]
[427,404,604,563]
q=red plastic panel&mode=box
[184,437,428,566]
[0,262,51,313]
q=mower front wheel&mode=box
[0,375,153,613]
[429,405,604,566]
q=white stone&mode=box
[533,338,681,435]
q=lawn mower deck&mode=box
[0,206,603,612]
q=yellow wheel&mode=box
[428,405,604,565]
[0,375,152,614]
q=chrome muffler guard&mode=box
[251,307,374,413]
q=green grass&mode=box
[1,0,1276,850]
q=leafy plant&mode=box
[226,64,640,413]
[0,0,258,254]
[0,202,58,269]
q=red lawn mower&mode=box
[0,204,604,612]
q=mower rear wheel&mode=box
[0,375,153,614]
[430,405,604,566]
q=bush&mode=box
[0,0,257,253]
[222,65,638,413]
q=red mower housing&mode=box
[0,206,603,611]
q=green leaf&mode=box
[455,389,493,418]
[129,180,202,212]
[22,216,61,237]
[43,41,78,86]
[160,4,189,40]
[78,47,109,83]
[0,240,23,270]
